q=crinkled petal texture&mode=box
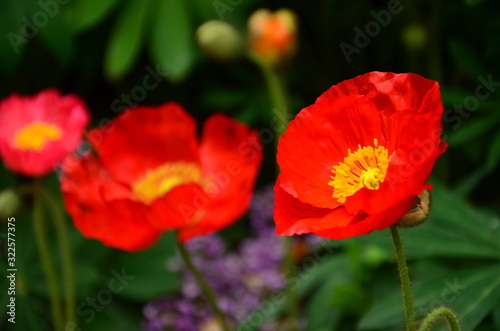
[275,72,446,239]
[87,102,199,186]
[0,89,89,176]
[61,103,262,251]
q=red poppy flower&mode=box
[274,72,446,239]
[61,102,262,251]
[0,89,89,176]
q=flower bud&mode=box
[196,20,244,62]
[248,8,298,67]
[0,189,21,218]
[397,190,431,228]
[402,23,427,51]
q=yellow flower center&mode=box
[13,121,62,151]
[328,139,391,204]
[132,161,202,205]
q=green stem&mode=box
[250,53,299,329]
[390,225,416,331]
[249,53,288,144]
[37,186,76,325]
[177,239,230,331]
[282,234,299,326]
[33,191,64,331]
[418,307,461,331]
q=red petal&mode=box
[61,153,161,251]
[274,181,350,236]
[178,114,262,242]
[344,100,446,215]
[146,183,206,231]
[275,182,416,239]
[88,102,199,186]
[277,95,385,209]
[318,72,439,117]
[314,195,416,239]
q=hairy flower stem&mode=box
[390,225,416,331]
[177,239,230,331]
[33,190,64,331]
[418,307,461,331]
[250,53,300,329]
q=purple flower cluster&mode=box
[142,186,286,331]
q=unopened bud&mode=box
[0,189,21,218]
[402,23,427,51]
[248,8,298,67]
[397,190,431,227]
[196,20,244,62]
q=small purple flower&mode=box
[142,186,291,331]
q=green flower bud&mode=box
[0,189,21,218]
[397,189,431,228]
[402,23,427,51]
[196,20,244,62]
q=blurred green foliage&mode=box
[1,0,500,330]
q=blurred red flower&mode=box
[61,103,262,251]
[248,8,297,66]
[0,89,89,176]
[274,72,446,239]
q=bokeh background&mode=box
[1,0,500,330]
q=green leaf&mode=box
[359,263,500,330]
[440,87,500,113]
[191,0,221,21]
[493,305,500,330]
[79,301,142,331]
[486,131,500,172]
[37,6,75,65]
[433,267,500,331]
[104,0,151,80]
[68,0,121,32]
[440,87,470,106]
[331,282,367,314]
[149,0,196,81]
[447,115,500,147]
[454,165,488,196]
[306,278,342,331]
[448,39,489,80]
[236,255,347,331]
[348,184,500,260]
[107,232,180,301]
[29,261,101,301]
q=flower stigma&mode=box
[328,139,391,203]
[132,162,202,205]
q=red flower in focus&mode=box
[0,89,89,176]
[248,8,298,66]
[61,103,262,251]
[274,72,446,239]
